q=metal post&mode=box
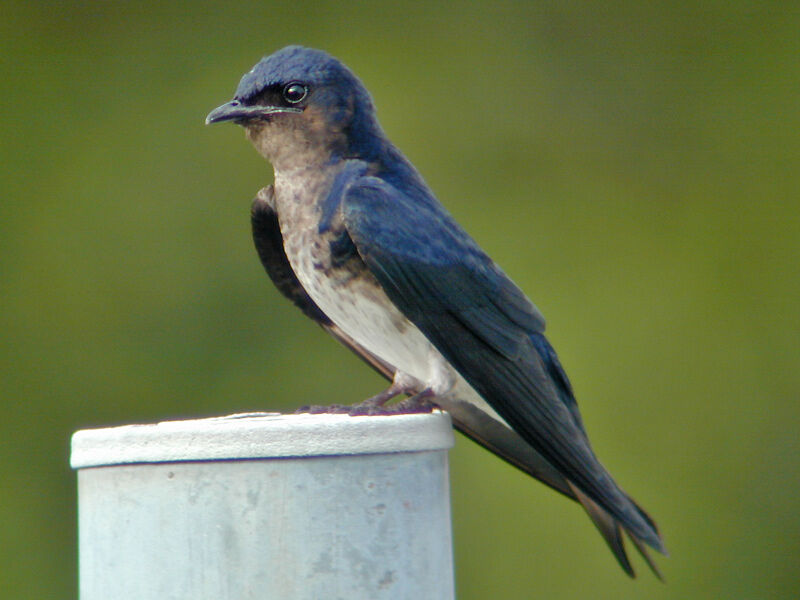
[71,412,455,599]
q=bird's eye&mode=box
[282,83,308,104]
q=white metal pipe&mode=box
[71,412,455,599]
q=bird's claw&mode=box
[294,403,351,414]
[294,392,436,417]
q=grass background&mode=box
[1,2,798,598]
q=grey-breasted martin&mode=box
[206,45,665,577]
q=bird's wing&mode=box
[251,183,663,576]
[340,175,665,554]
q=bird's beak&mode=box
[205,100,302,125]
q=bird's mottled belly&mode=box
[293,234,440,386]
[275,174,449,391]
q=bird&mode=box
[206,45,665,578]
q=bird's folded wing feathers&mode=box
[341,176,664,554]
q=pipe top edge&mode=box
[70,411,454,469]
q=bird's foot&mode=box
[295,388,436,416]
[344,374,421,415]
[348,388,436,416]
[294,403,352,415]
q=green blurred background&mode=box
[2,1,798,598]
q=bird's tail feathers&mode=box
[568,482,664,579]
[444,398,666,579]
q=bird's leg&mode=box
[358,381,408,407]
[391,388,436,413]
[347,372,424,415]
[295,372,431,415]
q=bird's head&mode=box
[206,46,382,170]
